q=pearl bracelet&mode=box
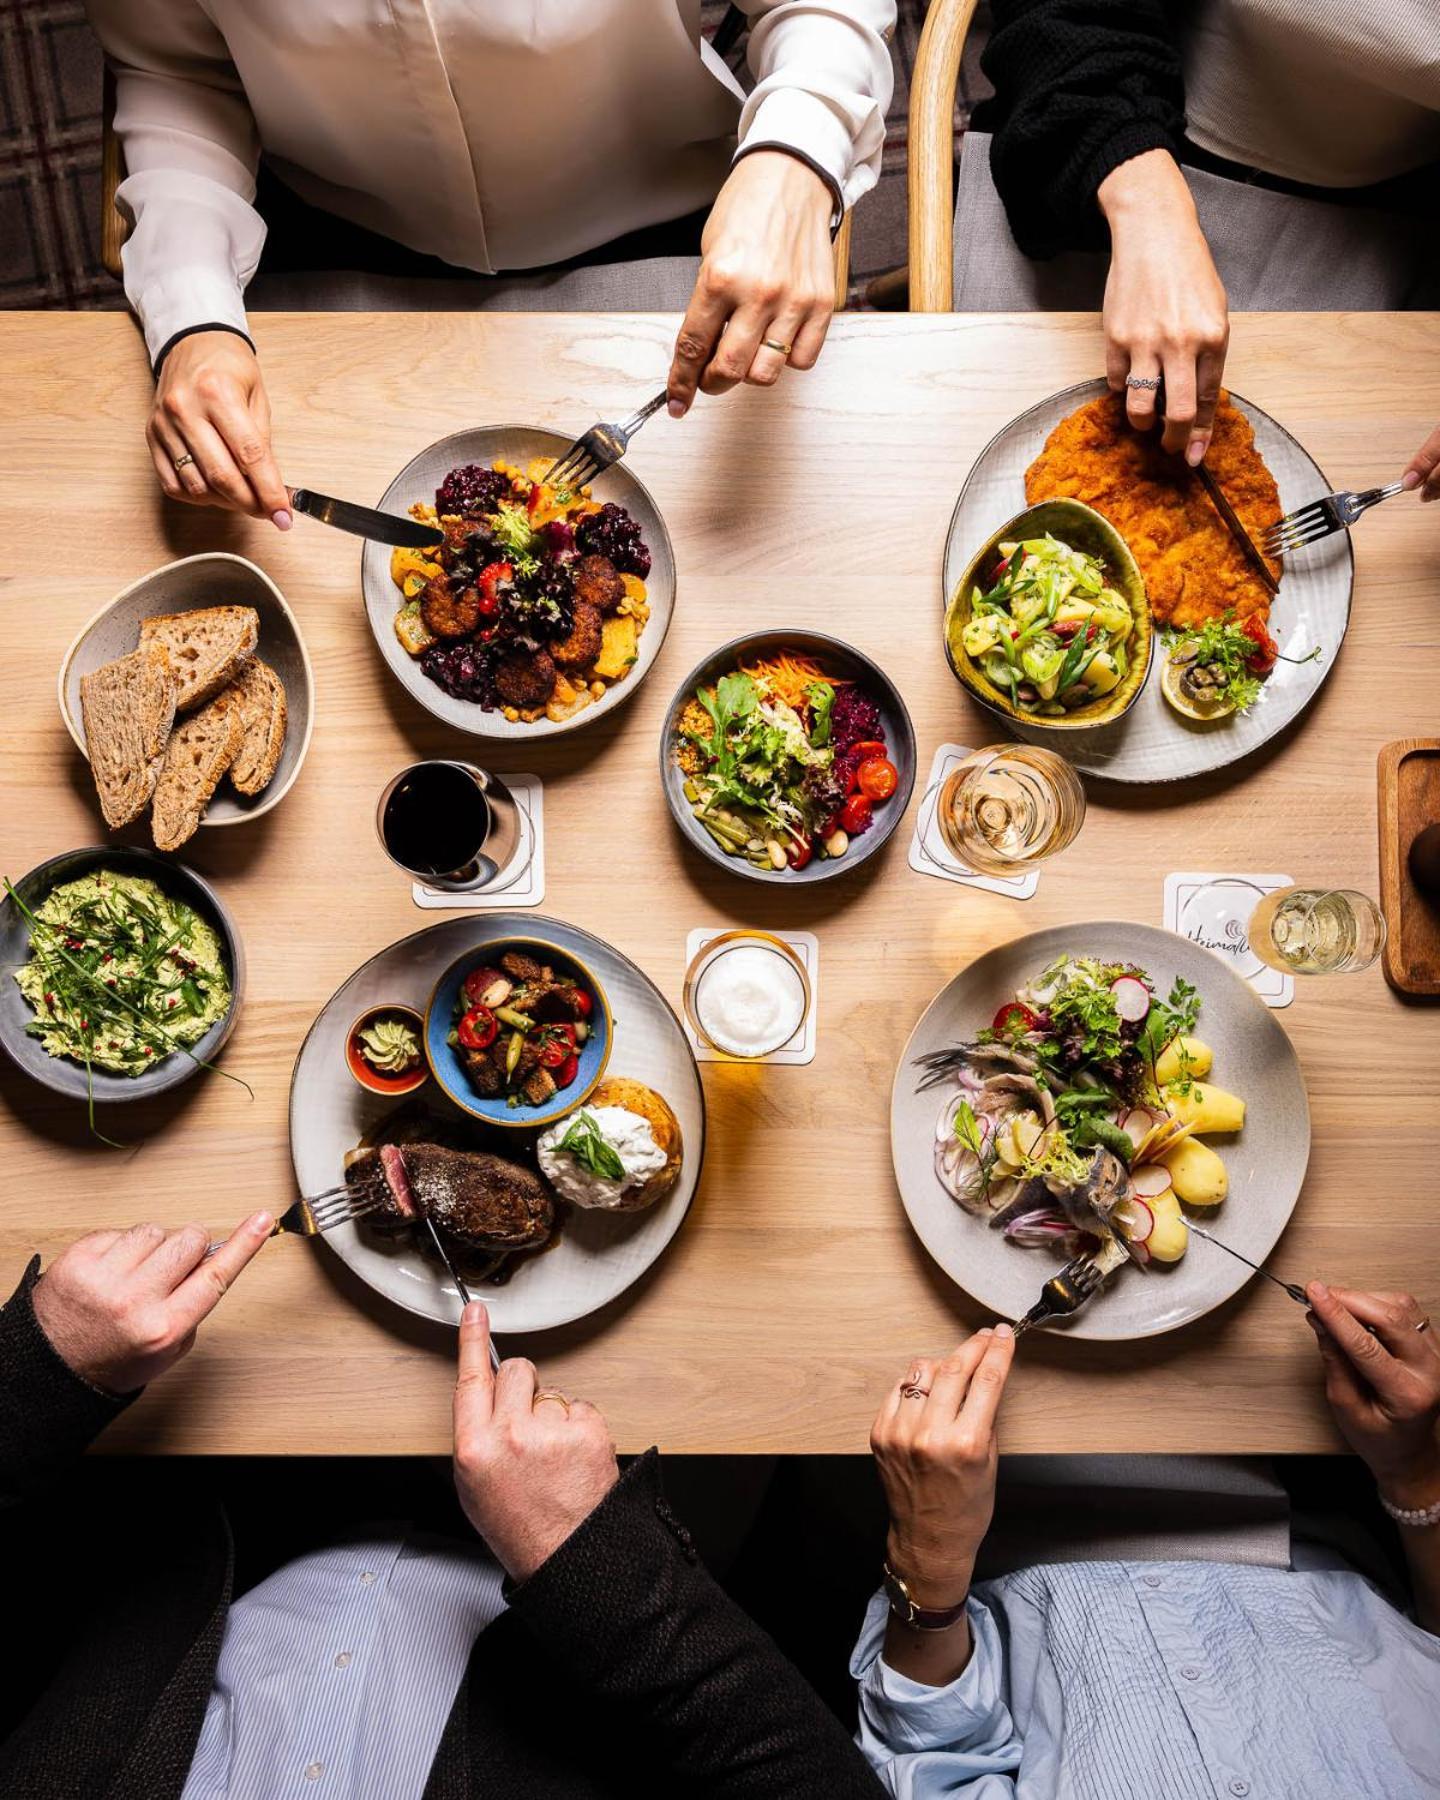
[1378,1491,1440,1529]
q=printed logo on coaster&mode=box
[412,774,545,910]
[908,744,1038,899]
[1163,871,1294,1009]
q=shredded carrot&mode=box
[739,651,853,710]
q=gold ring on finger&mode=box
[761,337,793,358]
[173,453,196,470]
[533,1387,572,1414]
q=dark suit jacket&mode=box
[0,1261,884,1800]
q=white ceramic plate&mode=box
[59,553,315,827]
[890,922,1310,1339]
[289,913,704,1332]
[943,381,1353,782]
[360,425,675,739]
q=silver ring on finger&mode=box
[1124,375,1162,391]
[1416,1318,1431,1334]
[173,453,196,470]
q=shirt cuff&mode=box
[128,265,252,372]
[736,86,859,219]
[851,1587,1011,1757]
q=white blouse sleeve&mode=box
[733,0,895,212]
[84,0,265,367]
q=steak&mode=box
[353,1141,554,1251]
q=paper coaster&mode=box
[908,744,1039,899]
[681,928,819,1066]
[411,773,545,910]
[1163,871,1294,1009]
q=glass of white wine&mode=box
[1247,887,1387,976]
[936,744,1086,877]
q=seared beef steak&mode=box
[349,1141,554,1251]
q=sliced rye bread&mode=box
[151,689,246,851]
[226,658,288,796]
[138,606,258,713]
[79,643,177,830]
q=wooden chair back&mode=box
[907,0,981,311]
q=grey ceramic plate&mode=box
[659,628,917,884]
[59,552,315,828]
[943,381,1353,782]
[0,846,245,1103]
[360,426,676,739]
[890,922,1310,1339]
[289,913,705,1332]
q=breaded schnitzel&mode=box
[1024,392,1282,630]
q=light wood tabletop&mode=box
[2,310,1438,1457]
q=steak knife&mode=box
[288,486,444,550]
[422,1215,502,1368]
[1192,463,1281,596]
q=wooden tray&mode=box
[1379,738,1440,996]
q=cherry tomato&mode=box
[477,589,500,617]
[463,967,506,1006]
[556,1052,579,1088]
[572,988,594,1018]
[1241,615,1278,674]
[838,792,872,836]
[457,1005,498,1051]
[848,740,887,763]
[788,836,814,871]
[991,1002,1039,1037]
[856,757,898,803]
[539,1038,569,1070]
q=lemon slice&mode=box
[1161,647,1235,722]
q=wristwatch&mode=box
[882,1562,969,1632]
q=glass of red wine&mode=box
[377,761,521,892]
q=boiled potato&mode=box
[1083,651,1121,695]
[1160,1136,1228,1208]
[1165,1081,1245,1134]
[1154,1034,1213,1087]
[1147,1192,1189,1263]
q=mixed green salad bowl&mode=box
[944,498,1152,731]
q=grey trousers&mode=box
[954,131,1440,312]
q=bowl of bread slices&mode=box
[59,553,314,850]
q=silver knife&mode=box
[289,485,444,550]
[1192,463,1281,596]
[422,1215,501,1368]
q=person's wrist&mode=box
[1098,149,1195,231]
[1376,1448,1440,1513]
[886,1530,975,1611]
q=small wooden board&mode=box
[1379,738,1440,995]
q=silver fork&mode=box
[1261,481,1405,557]
[546,390,668,491]
[1010,1252,1108,1338]
[204,1180,386,1256]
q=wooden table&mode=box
[3,310,1438,1456]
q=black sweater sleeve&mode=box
[505,1450,885,1799]
[0,1258,136,1510]
[974,0,1187,258]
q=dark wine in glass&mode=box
[377,762,519,890]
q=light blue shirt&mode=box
[181,1531,506,1800]
[852,1560,1440,1800]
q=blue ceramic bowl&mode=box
[423,936,612,1130]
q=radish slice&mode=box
[1125,1237,1152,1268]
[1110,1196,1155,1242]
[1111,976,1151,1023]
[1120,1107,1162,1149]
[1130,1165,1173,1199]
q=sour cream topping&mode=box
[537,1105,667,1210]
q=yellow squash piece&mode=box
[593,614,639,681]
[1161,1136,1228,1208]
[1154,1034,1213,1087]
[1166,1082,1246,1134]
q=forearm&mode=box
[981,0,1185,256]
[1383,1462,1440,1635]
[509,1452,883,1798]
[0,1260,134,1510]
[734,0,895,212]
